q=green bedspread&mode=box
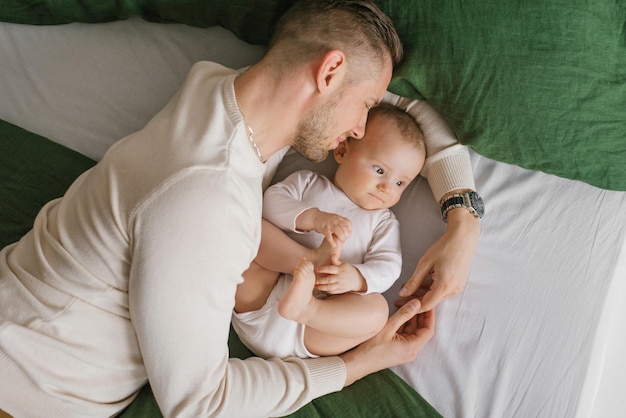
[0,0,624,190]
[0,119,441,417]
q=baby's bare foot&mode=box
[278,258,317,323]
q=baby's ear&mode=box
[334,140,349,163]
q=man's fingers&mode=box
[418,280,462,313]
[414,309,436,339]
[418,290,440,313]
[403,313,419,334]
[385,298,421,333]
[399,262,431,297]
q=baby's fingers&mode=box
[331,227,350,243]
[324,232,337,248]
[316,265,339,276]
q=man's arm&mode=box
[128,173,346,417]
[383,92,481,312]
[398,200,480,311]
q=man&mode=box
[0,1,478,417]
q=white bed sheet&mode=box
[0,17,265,160]
[1,17,624,418]
[387,156,626,418]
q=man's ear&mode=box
[334,140,349,163]
[316,50,346,93]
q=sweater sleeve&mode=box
[383,91,476,203]
[263,170,317,233]
[128,170,345,417]
[352,213,402,295]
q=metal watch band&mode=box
[440,191,484,222]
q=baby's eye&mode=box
[374,165,384,174]
[395,180,404,187]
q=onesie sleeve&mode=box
[127,170,345,417]
[383,91,476,203]
[263,170,317,233]
[352,212,402,295]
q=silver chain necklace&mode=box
[240,110,264,162]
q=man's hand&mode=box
[398,207,480,313]
[340,299,435,386]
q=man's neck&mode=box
[233,62,311,160]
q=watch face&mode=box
[469,191,485,217]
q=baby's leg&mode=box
[234,261,280,313]
[304,293,389,356]
[279,259,389,356]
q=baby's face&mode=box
[333,117,424,210]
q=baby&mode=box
[232,103,426,358]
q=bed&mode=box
[0,1,624,417]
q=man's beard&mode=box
[292,92,341,163]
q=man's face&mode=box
[292,60,393,163]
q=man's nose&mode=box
[350,113,367,139]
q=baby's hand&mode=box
[313,211,351,248]
[312,236,343,269]
[315,263,366,294]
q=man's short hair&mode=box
[268,0,403,76]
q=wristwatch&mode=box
[440,191,485,222]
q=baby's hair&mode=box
[368,103,425,154]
